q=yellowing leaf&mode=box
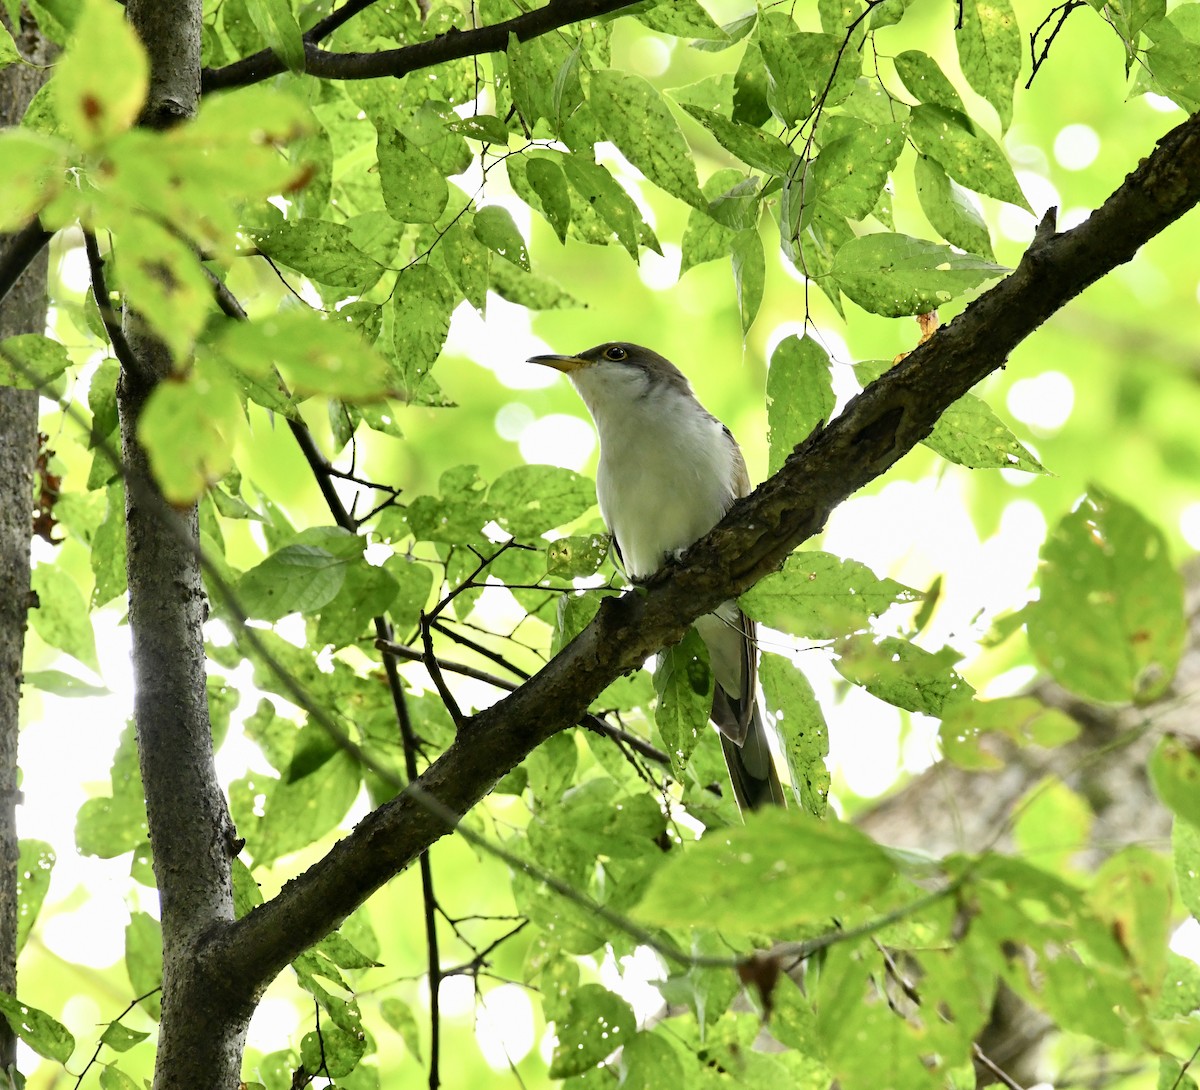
[55,0,148,148]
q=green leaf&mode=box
[138,359,243,505]
[833,635,975,715]
[766,335,834,475]
[22,669,108,697]
[30,564,98,671]
[1091,846,1172,989]
[939,696,1080,770]
[99,1021,151,1053]
[546,533,611,579]
[1138,15,1200,112]
[99,1064,139,1090]
[300,1021,365,1077]
[925,392,1044,472]
[434,220,490,314]
[725,33,769,123]
[681,104,797,175]
[449,112,510,143]
[740,551,919,639]
[760,656,828,816]
[1027,490,1185,703]
[810,122,906,220]
[247,0,304,72]
[561,153,650,258]
[588,69,705,208]
[636,810,894,930]
[0,333,72,389]
[633,0,728,40]
[376,128,450,224]
[1012,776,1093,874]
[617,1032,686,1088]
[217,309,395,402]
[731,228,764,332]
[381,556,433,632]
[1155,951,1200,1020]
[255,747,361,865]
[893,50,966,114]
[956,0,1021,130]
[489,260,580,310]
[16,840,54,955]
[238,545,349,622]
[316,561,399,648]
[0,20,19,68]
[908,103,1031,210]
[758,17,811,125]
[250,221,384,293]
[913,154,994,259]
[489,464,596,540]
[380,998,423,1060]
[390,263,455,402]
[92,480,127,606]
[54,0,147,148]
[0,992,74,1063]
[1149,737,1200,827]
[654,628,714,778]
[108,212,212,361]
[760,21,858,125]
[473,204,530,270]
[1175,818,1200,921]
[523,156,573,243]
[0,130,66,231]
[75,723,148,859]
[830,232,1009,317]
[548,984,636,1078]
[680,167,741,276]
[125,912,163,1019]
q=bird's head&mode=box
[527,342,693,418]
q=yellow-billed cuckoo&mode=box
[528,342,787,811]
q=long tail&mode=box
[715,694,787,811]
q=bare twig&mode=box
[1026,0,1085,88]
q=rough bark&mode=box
[118,3,248,1088]
[211,112,1200,994]
[0,5,51,1078]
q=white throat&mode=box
[570,367,741,579]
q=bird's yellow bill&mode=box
[528,353,588,373]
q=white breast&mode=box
[577,374,740,579]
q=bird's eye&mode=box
[604,345,628,361]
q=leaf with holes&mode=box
[831,232,1009,316]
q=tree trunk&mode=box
[0,5,51,1079]
[118,3,249,1087]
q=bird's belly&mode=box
[598,443,732,578]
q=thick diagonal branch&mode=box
[211,111,1200,995]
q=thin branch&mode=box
[305,0,383,43]
[378,637,671,764]
[1025,0,1085,89]
[974,1043,1029,1090]
[422,611,465,729]
[201,0,645,91]
[81,231,155,386]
